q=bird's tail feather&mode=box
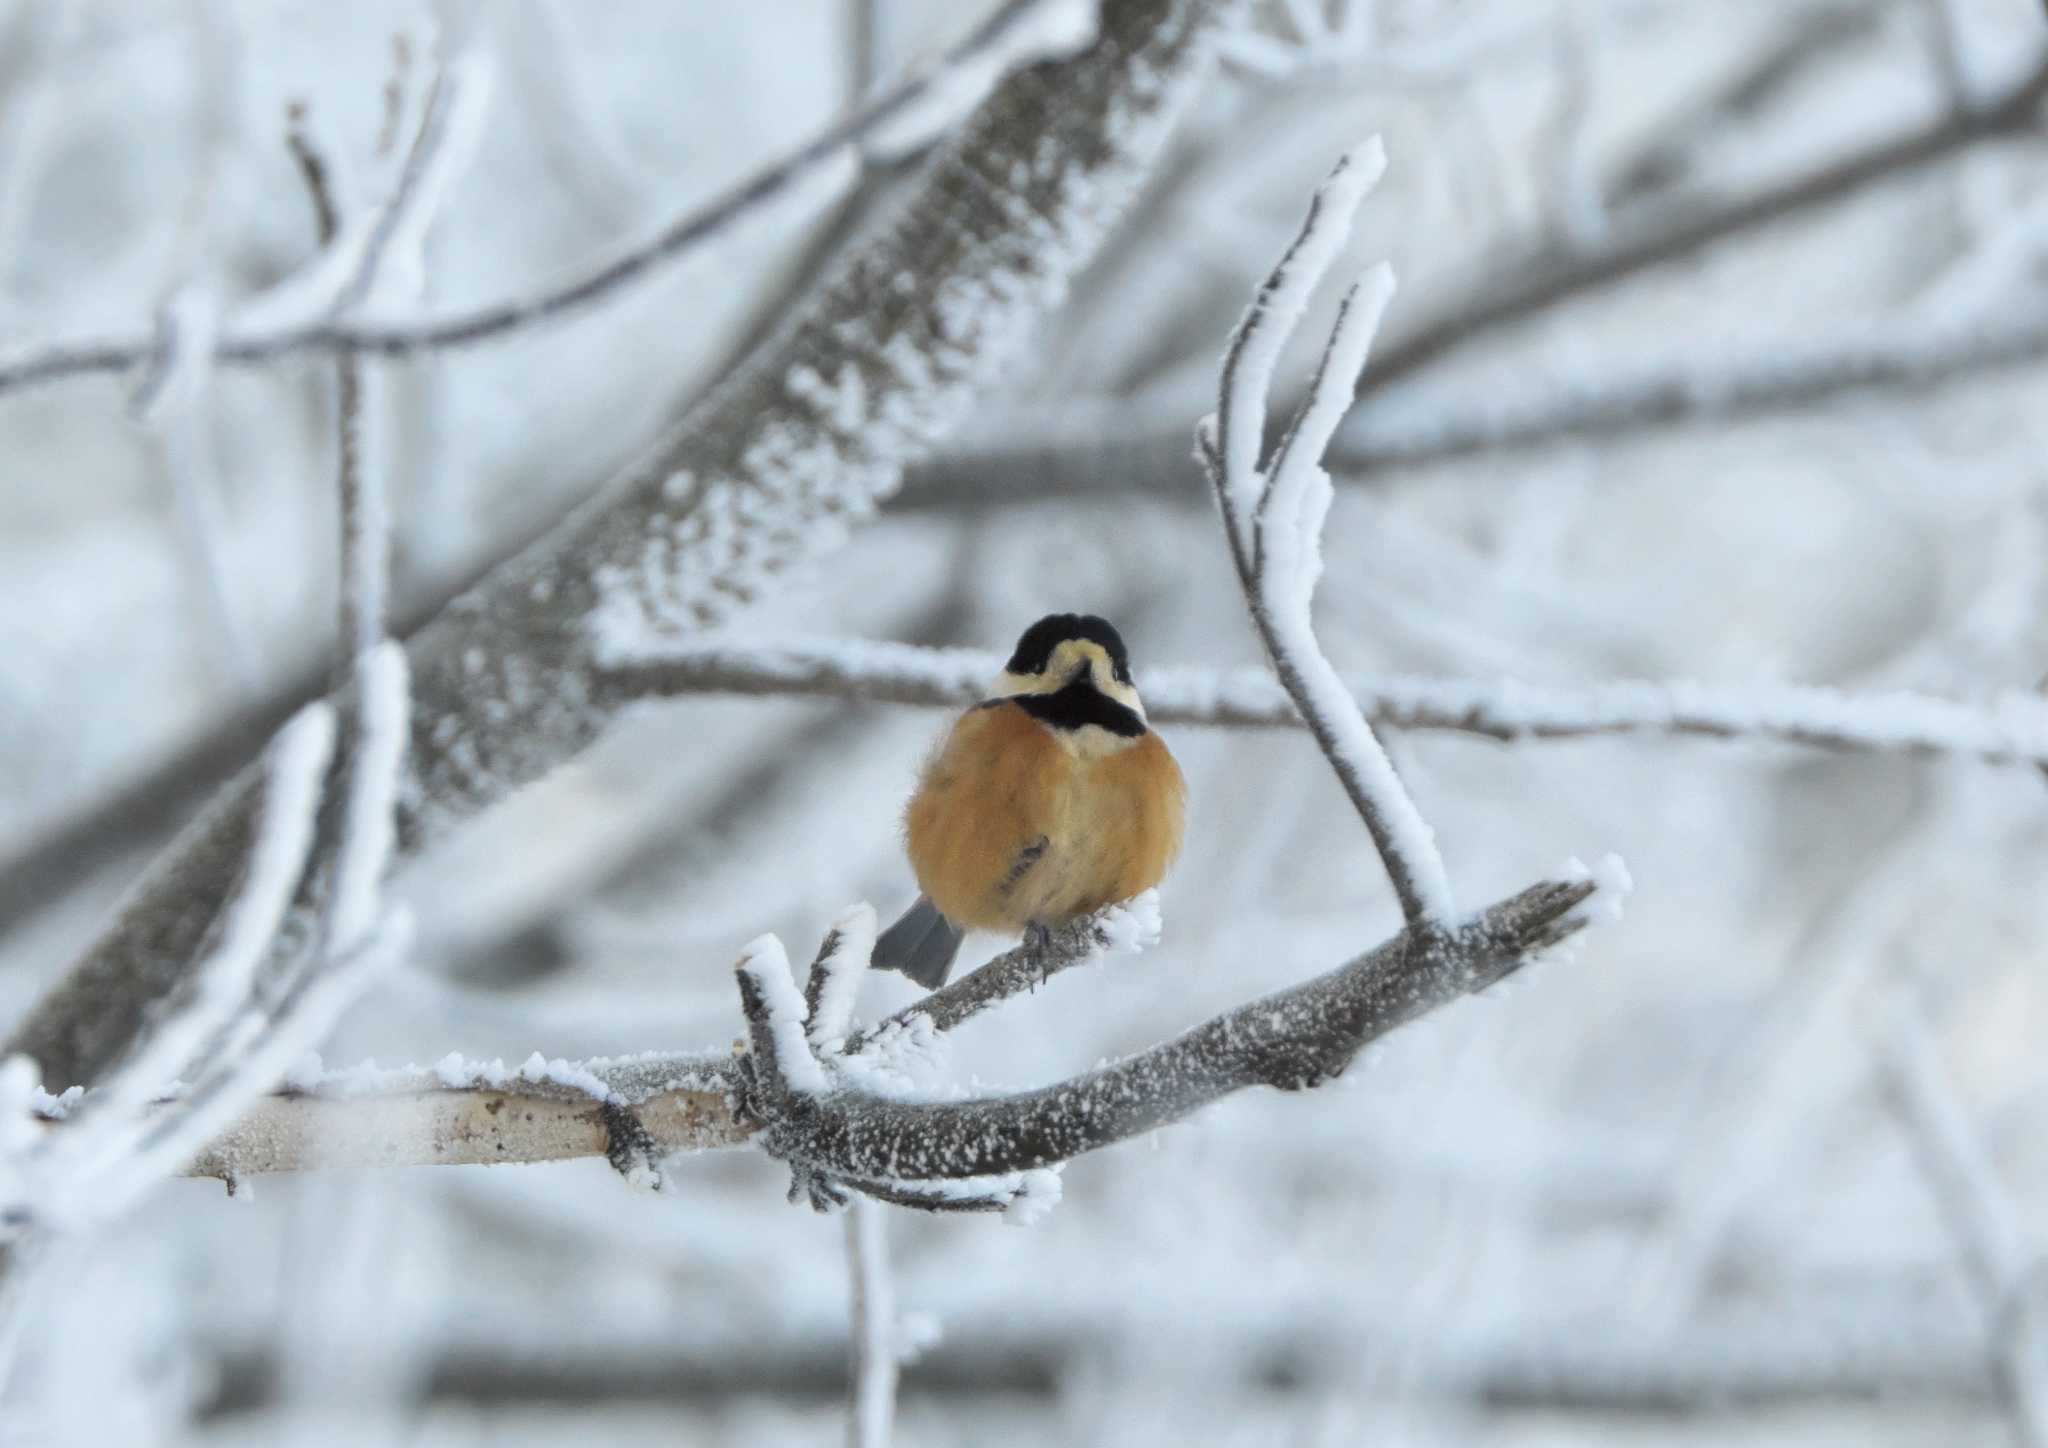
[871,895,964,990]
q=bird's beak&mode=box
[1066,662,1092,688]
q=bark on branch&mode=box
[141,876,1597,1191]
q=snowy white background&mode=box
[5,0,2048,1442]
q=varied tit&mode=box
[872,613,1186,989]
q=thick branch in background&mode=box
[6,0,1242,1093]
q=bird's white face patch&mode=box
[990,639,1146,720]
[1056,723,1142,759]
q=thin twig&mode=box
[1203,140,1454,927]
[845,1198,898,1448]
[605,636,2048,770]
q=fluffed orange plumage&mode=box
[905,700,1184,933]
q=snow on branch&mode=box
[2,644,410,1232]
[0,0,1100,398]
[1199,138,1455,929]
[102,872,1611,1199]
[602,633,2048,771]
[733,878,1611,1198]
[844,1197,899,1448]
[7,0,1239,1096]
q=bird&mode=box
[872,613,1185,989]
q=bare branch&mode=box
[0,0,1106,399]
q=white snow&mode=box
[1093,889,1164,954]
[808,901,879,1050]
[737,934,829,1095]
[1216,135,1386,522]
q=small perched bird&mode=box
[873,613,1186,989]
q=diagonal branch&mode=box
[738,879,1600,1189]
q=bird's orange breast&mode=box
[904,703,1184,933]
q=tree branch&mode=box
[903,303,2048,500]
[5,0,1240,1094]
[895,47,2048,507]
[737,879,1600,1191]
[603,634,2048,769]
[108,874,1599,1190]
[1202,138,1453,927]
[0,0,1102,399]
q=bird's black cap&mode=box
[1005,613,1133,684]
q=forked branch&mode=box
[1199,138,1454,930]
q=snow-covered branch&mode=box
[3,641,411,1238]
[0,0,1100,399]
[604,634,2048,770]
[5,0,1241,1096]
[897,48,2048,507]
[22,865,1618,1200]
[734,877,1609,1198]
[844,1198,897,1448]
[1199,138,1454,929]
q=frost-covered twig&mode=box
[1199,138,1454,929]
[290,50,475,663]
[606,634,2048,769]
[0,0,1104,398]
[736,878,1604,1190]
[852,894,1160,1046]
[8,0,1238,1094]
[4,641,410,1244]
[845,1198,898,1448]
